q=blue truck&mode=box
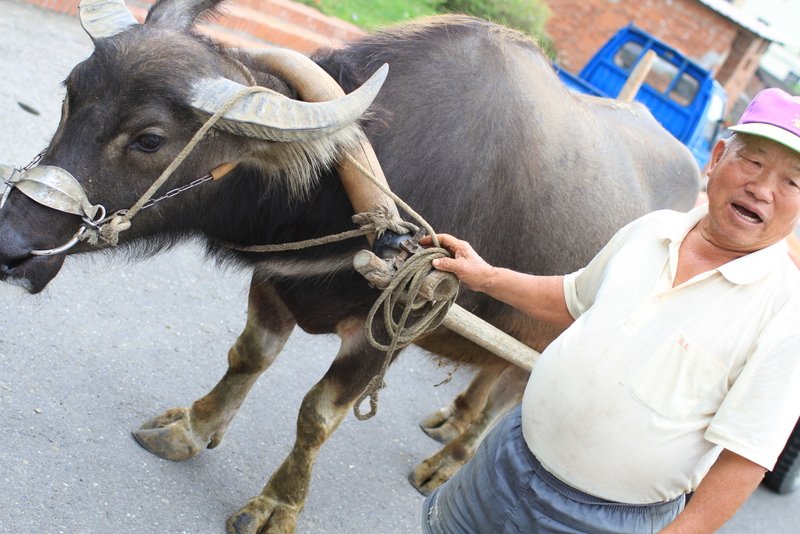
[556,25,727,170]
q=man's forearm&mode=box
[660,449,765,534]
[481,268,573,327]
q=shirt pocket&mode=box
[630,332,727,420]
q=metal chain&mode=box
[3,149,44,183]
[4,152,214,215]
[139,173,214,211]
[1,151,47,210]
[22,150,45,171]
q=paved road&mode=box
[0,2,798,533]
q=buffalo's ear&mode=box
[145,0,227,31]
[79,0,139,42]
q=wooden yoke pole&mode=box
[246,48,400,245]
[444,304,538,371]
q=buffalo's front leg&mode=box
[226,317,385,534]
[133,277,295,461]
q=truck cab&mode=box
[557,25,727,170]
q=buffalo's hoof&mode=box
[226,495,299,534]
[409,445,470,496]
[132,407,208,461]
[419,405,467,444]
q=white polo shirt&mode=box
[521,205,800,504]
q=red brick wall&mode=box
[543,0,765,111]
[716,32,769,110]
[18,0,364,52]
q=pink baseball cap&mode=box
[729,88,800,154]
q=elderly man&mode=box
[421,88,800,534]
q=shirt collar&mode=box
[718,239,789,285]
[655,203,790,285]
[655,204,707,243]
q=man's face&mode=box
[703,134,800,254]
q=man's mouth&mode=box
[732,203,763,224]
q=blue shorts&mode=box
[422,406,685,534]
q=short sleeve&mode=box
[563,220,638,319]
[705,330,800,470]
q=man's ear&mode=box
[706,138,728,175]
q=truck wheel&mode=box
[764,418,800,494]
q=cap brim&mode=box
[729,122,800,155]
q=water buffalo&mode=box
[0,0,700,532]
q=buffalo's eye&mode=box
[132,133,164,153]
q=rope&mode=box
[339,154,457,421]
[217,228,371,252]
[218,206,417,253]
[353,246,455,420]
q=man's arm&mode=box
[661,449,766,534]
[423,233,574,327]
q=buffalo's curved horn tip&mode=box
[189,63,389,143]
[79,0,139,42]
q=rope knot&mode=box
[83,214,131,247]
[100,215,131,246]
[352,206,416,237]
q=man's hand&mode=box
[421,233,574,327]
[421,233,495,292]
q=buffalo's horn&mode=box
[79,0,139,42]
[189,63,389,143]
[241,48,401,224]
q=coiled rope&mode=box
[342,155,457,420]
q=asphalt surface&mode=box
[0,2,798,533]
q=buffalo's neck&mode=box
[197,163,362,261]
[192,162,380,332]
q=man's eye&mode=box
[132,133,164,153]
[743,157,761,168]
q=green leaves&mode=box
[295,0,552,42]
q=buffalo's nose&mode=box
[0,246,65,293]
[0,254,28,276]
[0,218,60,292]
[0,226,29,259]
[0,238,36,279]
